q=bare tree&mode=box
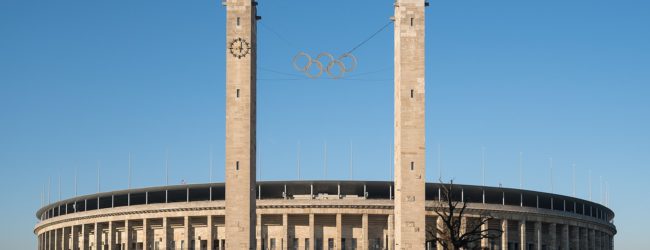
[426,180,502,250]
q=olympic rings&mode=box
[292,52,357,79]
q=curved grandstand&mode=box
[35,181,615,250]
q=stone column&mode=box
[535,221,541,250]
[143,219,149,250]
[567,225,580,250]
[107,222,114,250]
[81,224,88,250]
[387,214,394,250]
[282,214,289,250]
[436,217,443,250]
[63,227,71,250]
[255,214,261,250]
[184,217,190,250]
[481,222,488,249]
[54,228,59,250]
[548,223,556,250]
[72,226,79,250]
[362,214,369,250]
[460,217,467,237]
[208,216,214,250]
[582,227,588,250]
[126,220,132,250]
[309,214,315,250]
[94,223,101,250]
[519,220,526,250]
[49,230,53,250]
[561,225,569,250]
[501,219,508,250]
[589,229,596,250]
[336,214,342,250]
[161,218,168,250]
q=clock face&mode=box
[229,37,250,59]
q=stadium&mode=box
[35,181,615,250]
[35,0,617,249]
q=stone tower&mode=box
[224,0,257,249]
[394,0,426,249]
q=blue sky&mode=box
[1,0,648,248]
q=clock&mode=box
[229,37,250,59]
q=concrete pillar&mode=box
[387,214,394,250]
[309,214,315,250]
[501,219,508,250]
[143,219,149,250]
[336,214,342,250]
[519,220,526,250]
[549,223,556,250]
[208,216,214,250]
[535,221,542,250]
[362,214,369,250]
[283,214,289,250]
[162,218,168,250]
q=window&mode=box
[292,238,298,250]
[316,238,323,250]
[327,238,334,250]
[271,238,276,250]
[341,238,346,250]
[305,238,309,250]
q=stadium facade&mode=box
[34,0,617,249]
